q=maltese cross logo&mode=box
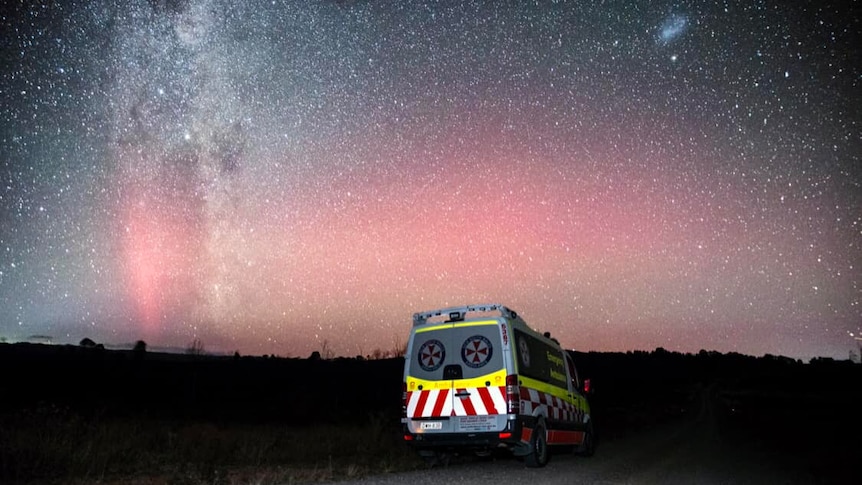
[461,335,493,368]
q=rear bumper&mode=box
[406,432,511,449]
[403,419,526,450]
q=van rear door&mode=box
[405,319,508,433]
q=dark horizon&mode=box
[3,337,857,365]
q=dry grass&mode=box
[0,405,422,484]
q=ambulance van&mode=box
[402,304,593,467]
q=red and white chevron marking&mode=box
[406,387,507,418]
[519,387,584,423]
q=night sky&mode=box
[1,0,859,360]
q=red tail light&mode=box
[506,374,520,414]
[498,432,512,440]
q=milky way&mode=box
[1,0,860,360]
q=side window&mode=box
[566,354,579,391]
[514,329,568,388]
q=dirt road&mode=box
[327,387,837,485]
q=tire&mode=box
[577,420,595,457]
[525,421,549,468]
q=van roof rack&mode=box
[413,303,520,327]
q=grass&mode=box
[0,404,423,484]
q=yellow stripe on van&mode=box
[414,319,500,334]
[519,375,573,403]
[452,320,499,328]
[413,323,450,334]
[454,368,507,389]
[406,375,452,391]
[406,368,507,391]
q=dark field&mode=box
[1,343,859,484]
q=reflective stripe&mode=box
[414,319,499,334]
[407,386,507,417]
[431,389,448,417]
[520,386,584,424]
[547,429,584,445]
[454,389,476,415]
[406,368,507,391]
[407,390,427,418]
[451,320,499,329]
[476,387,498,414]
[520,426,533,444]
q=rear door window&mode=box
[410,324,454,382]
[450,321,504,379]
[410,321,503,381]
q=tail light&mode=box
[506,374,520,414]
[402,382,408,418]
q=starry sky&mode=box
[1,0,860,360]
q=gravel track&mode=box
[324,388,822,485]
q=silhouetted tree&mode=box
[79,337,96,348]
[133,340,147,353]
[186,338,205,356]
[320,339,333,359]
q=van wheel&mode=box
[525,421,549,468]
[577,420,595,457]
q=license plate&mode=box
[420,421,443,430]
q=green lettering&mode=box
[550,369,566,384]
